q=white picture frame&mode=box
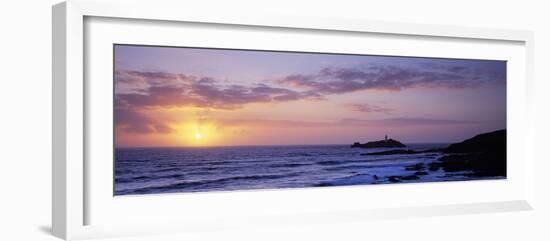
[52,0,535,240]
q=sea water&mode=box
[114,144,497,195]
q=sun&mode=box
[194,133,203,140]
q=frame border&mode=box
[52,0,535,240]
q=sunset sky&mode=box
[114,44,506,147]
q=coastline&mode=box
[115,130,506,195]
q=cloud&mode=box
[114,60,502,134]
[115,106,174,134]
[339,118,480,126]
[115,70,192,85]
[195,117,479,130]
[115,71,322,111]
[213,118,333,128]
[344,103,393,114]
[277,62,505,94]
[114,70,324,134]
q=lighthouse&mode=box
[385,134,388,141]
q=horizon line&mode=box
[114,142,453,149]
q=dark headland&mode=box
[351,135,406,148]
[434,129,506,177]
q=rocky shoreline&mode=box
[359,129,506,183]
[360,148,444,156]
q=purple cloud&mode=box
[278,63,505,94]
[115,70,323,111]
[182,117,481,131]
[340,118,480,126]
[115,106,173,134]
[344,103,393,114]
[114,59,502,134]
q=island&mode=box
[351,135,406,148]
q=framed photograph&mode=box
[52,0,535,240]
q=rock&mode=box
[436,152,505,176]
[362,149,416,156]
[387,174,420,182]
[428,164,441,172]
[314,182,332,187]
[414,171,429,176]
[361,148,444,156]
[353,129,506,179]
[405,163,425,171]
[388,176,400,183]
[444,129,506,154]
[434,129,506,177]
[400,175,420,180]
[351,139,406,148]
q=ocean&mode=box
[114,143,498,195]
